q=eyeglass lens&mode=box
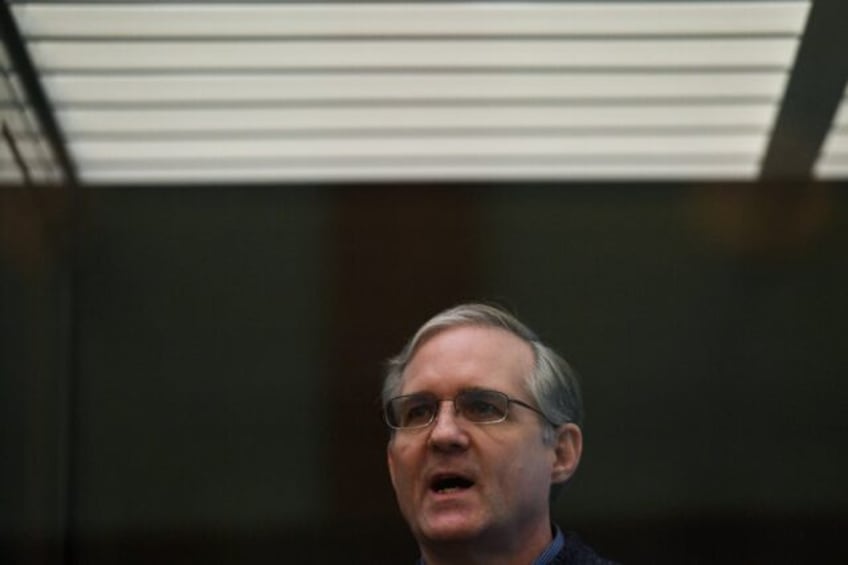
[387,389,509,429]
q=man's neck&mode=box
[419,522,554,565]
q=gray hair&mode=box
[382,303,584,444]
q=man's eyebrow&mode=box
[398,390,436,398]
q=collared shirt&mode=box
[417,524,565,565]
[533,524,565,565]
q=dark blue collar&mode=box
[417,523,564,565]
[533,524,565,565]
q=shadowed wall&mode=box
[2,183,847,564]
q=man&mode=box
[383,303,616,564]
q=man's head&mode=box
[383,303,583,560]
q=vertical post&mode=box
[0,3,81,564]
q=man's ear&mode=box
[551,423,582,484]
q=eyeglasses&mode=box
[384,388,556,430]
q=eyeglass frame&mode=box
[383,387,559,430]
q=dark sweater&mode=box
[550,532,619,565]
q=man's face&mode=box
[386,325,577,551]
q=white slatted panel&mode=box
[10,1,813,185]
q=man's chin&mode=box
[417,511,487,544]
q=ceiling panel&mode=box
[5,1,820,186]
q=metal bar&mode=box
[760,0,848,180]
[2,120,32,184]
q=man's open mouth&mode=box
[430,474,475,494]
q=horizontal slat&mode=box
[820,132,848,154]
[1,102,46,138]
[0,165,61,184]
[58,104,779,134]
[78,162,759,185]
[0,139,61,184]
[0,110,31,133]
[0,74,23,103]
[70,134,768,160]
[44,73,789,104]
[12,2,810,37]
[0,165,25,184]
[818,153,848,165]
[815,90,848,179]
[814,160,848,178]
[28,39,799,71]
[831,94,848,127]
[0,135,55,163]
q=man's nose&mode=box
[428,400,469,450]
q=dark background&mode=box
[2,182,847,563]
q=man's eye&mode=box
[464,399,504,420]
[403,402,434,426]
